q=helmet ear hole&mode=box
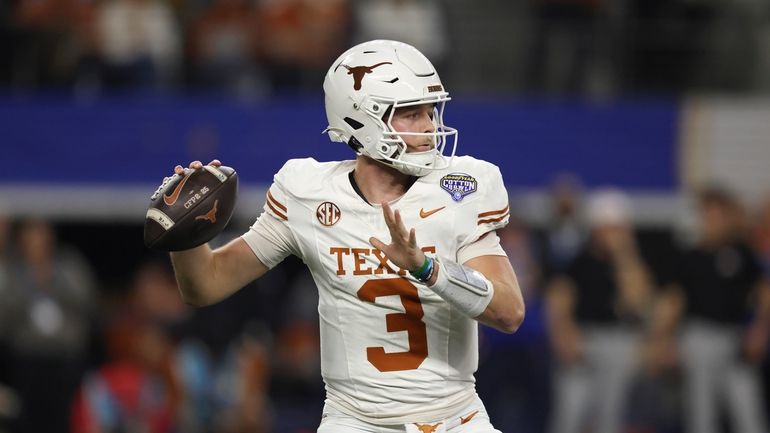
[344,117,365,130]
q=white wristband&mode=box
[429,258,494,318]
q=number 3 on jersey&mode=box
[357,278,428,372]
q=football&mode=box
[144,165,238,251]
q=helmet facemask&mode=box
[371,97,457,177]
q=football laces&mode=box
[150,173,179,200]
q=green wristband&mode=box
[409,256,431,279]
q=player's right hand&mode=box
[174,159,222,175]
[154,159,222,198]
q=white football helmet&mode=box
[323,40,457,177]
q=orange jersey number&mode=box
[357,278,428,372]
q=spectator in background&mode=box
[257,0,350,93]
[751,191,770,276]
[214,333,271,433]
[698,0,765,92]
[0,210,11,298]
[70,312,178,433]
[626,0,716,93]
[100,259,273,433]
[92,0,181,90]
[172,328,271,433]
[269,271,323,433]
[297,0,351,85]
[546,189,655,433]
[757,4,770,92]
[0,1,13,86]
[128,260,191,336]
[352,0,448,71]
[1,219,97,433]
[528,0,611,95]
[657,186,770,433]
[12,0,97,88]
[542,173,586,277]
[187,0,265,96]
[270,320,321,432]
[0,211,20,431]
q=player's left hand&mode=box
[369,202,425,272]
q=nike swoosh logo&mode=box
[419,206,445,219]
[163,173,191,206]
[460,410,479,425]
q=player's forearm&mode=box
[170,244,220,306]
[476,275,525,333]
[434,255,525,334]
[172,237,269,307]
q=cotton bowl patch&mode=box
[440,173,477,201]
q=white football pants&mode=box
[317,395,502,433]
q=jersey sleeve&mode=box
[457,230,507,264]
[240,181,300,269]
[459,164,510,250]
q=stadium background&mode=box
[1,0,770,432]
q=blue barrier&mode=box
[1,95,678,189]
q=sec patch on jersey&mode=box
[144,165,238,251]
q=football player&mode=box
[168,40,525,433]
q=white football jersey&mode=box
[241,156,510,424]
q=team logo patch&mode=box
[440,173,477,202]
[316,201,341,226]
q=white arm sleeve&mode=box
[457,231,507,264]
[430,258,495,318]
[240,211,299,269]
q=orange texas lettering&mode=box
[329,246,436,276]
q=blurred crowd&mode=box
[1,0,770,98]
[0,214,324,433]
[2,178,770,433]
[2,0,770,433]
[0,0,429,97]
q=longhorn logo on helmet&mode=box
[340,62,392,90]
